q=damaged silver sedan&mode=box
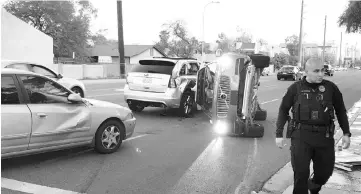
[1,68,136,159]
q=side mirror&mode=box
[58,74,63,79]
[68,93,82,103]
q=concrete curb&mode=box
[257,98,361,194]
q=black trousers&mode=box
[290,129,335,194]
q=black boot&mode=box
[308,179,321,194]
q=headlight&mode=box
[213,120,228,135]
[124,112,134,120]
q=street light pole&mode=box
[322,15,327,64]
[202,1,220,63]
[298,0,304,68]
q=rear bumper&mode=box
[123,84,181,108]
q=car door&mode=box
[1,75,32,154]
[17,75,92,150]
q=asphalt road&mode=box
[2,70,361,194]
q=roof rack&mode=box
[152,57,198,60]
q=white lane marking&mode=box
[353,122,361,125]
[234,138,258,193]
[114,89,124,92]
[358,115,361,119]
[88,93,122,98]
[262,85,277,88]
[351,126,361,131]
[124,134,148,141]
[260,99,279,104]
[1,177,84,194]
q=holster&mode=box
[286,116,297,138]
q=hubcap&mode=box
[101,126,121,149]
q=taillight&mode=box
[168,78,177,88]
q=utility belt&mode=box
[286,118,335,138]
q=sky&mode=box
[89,0,361,49]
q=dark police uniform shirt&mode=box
[276,77,350,138]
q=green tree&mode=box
[272,53,289,69]
[154,20,208,57]
[285,35,299,57]
[216,32,233,52]
[3,0,98,59]
[324,52,337,65]
[338,1,361,33]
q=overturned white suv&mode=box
[123,57,200,117]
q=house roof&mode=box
[85,44,166,57]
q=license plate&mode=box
[282,72,286,74]
[143,78,152,83]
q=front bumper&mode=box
[277,73,295,78]
[123,117,136,140]
[123,84,181,108]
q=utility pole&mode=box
[298,0,304,68]
[322,15,327,64]
[117,0,126,78]
[339,32,342,66]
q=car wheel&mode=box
[128,103,144,112]
[277,76,280,80]
[71,87,84,97]
[95,120,124,154]
[179,91,195,117]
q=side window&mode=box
[1,76,20,104]
[187,62,199,75]
[180,64,186,76]
[20,76,70,104]
[31,65,57,78]
[6,64,30,71]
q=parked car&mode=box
[324,64,334,76]
[2,60,86,97]
[277,65,302,81]
[124,57,200,117]
[1,68,136,159]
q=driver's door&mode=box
[17,75,92,150]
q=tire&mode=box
[277,76,280,80]
[254,109,267,121]
[94,120,124,154]
[246,124,264,138]
[71,87,84,97]
[128,103,144,112]
[236,121,264,138]
[179,91,195,117]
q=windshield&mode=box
[129,60,175,75]
[281,67,294,71]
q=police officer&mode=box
[275,58,351,194]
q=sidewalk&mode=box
[256,98,361,194]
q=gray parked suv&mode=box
[123,57,200,117]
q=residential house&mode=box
[86,44,167,65]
